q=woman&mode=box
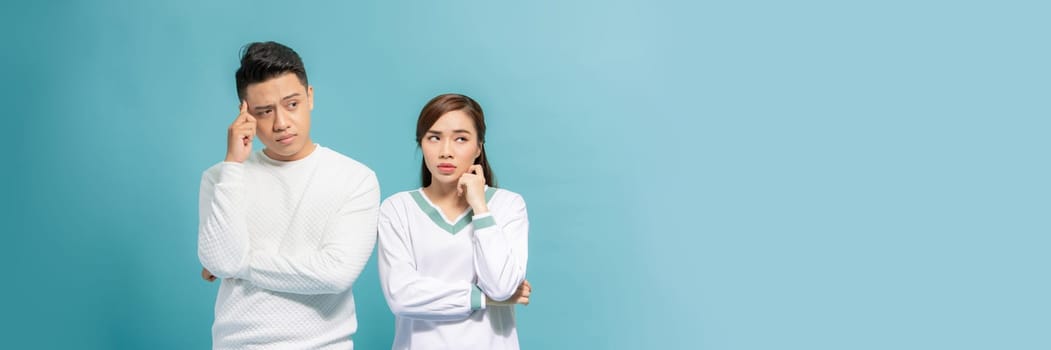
[378,93,531,349]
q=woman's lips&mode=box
[436,163,456,174]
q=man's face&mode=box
[243,72,314,161]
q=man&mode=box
[198,41,379,349]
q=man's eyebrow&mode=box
[250,93,302,111]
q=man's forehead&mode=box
[245,74,307,102]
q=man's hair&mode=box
[235,41,308,101]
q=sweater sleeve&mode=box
[198,162,251,279]
[244,172,380,295]
[378,198,486,321]
[471,192,529,302]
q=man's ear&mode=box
[307,85,315,111]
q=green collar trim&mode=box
[410,187,497,234]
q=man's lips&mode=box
[276,134,297,144]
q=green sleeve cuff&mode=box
[471,284,484,310]
[473,215,496,229]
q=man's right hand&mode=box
[225,101,256,163]
[202,267,216,282]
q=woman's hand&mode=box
[458,164,489,214]
[486,279,531,306]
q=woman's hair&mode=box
[416,93,497,188]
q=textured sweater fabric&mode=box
[198,145,379,349]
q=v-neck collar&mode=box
[410,187,498,234]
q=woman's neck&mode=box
[423,182,467,206]
[423,182,469,219]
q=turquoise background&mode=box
[4,0,1048,349]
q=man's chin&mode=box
[263,146,298,160]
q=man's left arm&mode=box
[239,173,380,295]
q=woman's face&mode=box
[421,109,482,186]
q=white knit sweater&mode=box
[378,187,529,349]
[198,145,379,349]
